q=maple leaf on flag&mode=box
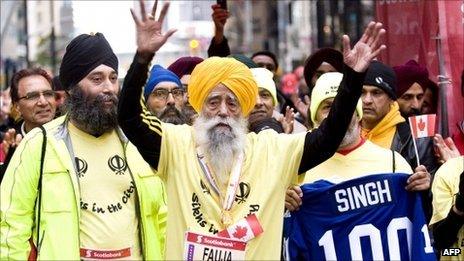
[418,118,426,131]
[232,225,248,239]
[409,114,436,139]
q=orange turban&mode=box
[188,57,258,116]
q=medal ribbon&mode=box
[196,147,244,223]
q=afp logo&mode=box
[108,155,127,175]
[442,248,462,256]
[75,157,88,178]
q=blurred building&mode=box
[1,1,27,90]
[224,0,374,73]
[161,0,213,65]
[27,0,74,76]
[1,0,375,86]
[0,0,74,89]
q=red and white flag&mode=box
[409,114,436,139]
[217,214,264,242]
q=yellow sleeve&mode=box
[430,160,460,225]
[272,132,306,187]
[394,151,414,174]
[0,131,42,260]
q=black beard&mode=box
[403,108,422,118]
[156,104,188,125]
[64,86,118,136]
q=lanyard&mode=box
[196,147,244,226]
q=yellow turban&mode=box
[188,57,258,116]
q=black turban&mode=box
[303,47,343,89]
[59,33,118,90]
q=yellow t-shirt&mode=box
[301,140,413,184]
[69,123,142,260]
[158,125,306,260]
[430,156,464,261]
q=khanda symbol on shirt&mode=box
[75,157,88,178]
[235,182,250,204]
[108,155,127,175]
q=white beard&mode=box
[194,114,248,187]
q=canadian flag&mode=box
[217,214,264,242]
[408,114,436,139]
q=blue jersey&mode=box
[283,173,436,261]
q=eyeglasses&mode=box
[151,88,184,100]
[18,90,56,102]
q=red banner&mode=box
[376,0,463,145]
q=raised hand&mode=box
[290,93,310,122]
[342,22,386,72]
[211,4,229,33]
[131,0,176,55]
[434,134,461,163]
[277,106,295,134]
[1,128,22,155]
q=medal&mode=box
[197,148,244,230]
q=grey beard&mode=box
[155,104,189,125]
[64,86,118,136]
[194,114,247,186]
[182,104,198,125]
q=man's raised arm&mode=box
[118,0,176,170]
[299,22,386,173]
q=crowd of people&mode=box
[0,0,463,260]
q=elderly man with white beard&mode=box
[118,1,386,259]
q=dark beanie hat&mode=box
[59,33,118,90]
[251,51,279,69]
[249,118,284,134]
[144,65,182,100]
[364,60,397,100]
[167,56,204,78]
[229,54,258,69]
[303,47,343,88]
[393,60,429,98]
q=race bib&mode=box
[184,231,246,261]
